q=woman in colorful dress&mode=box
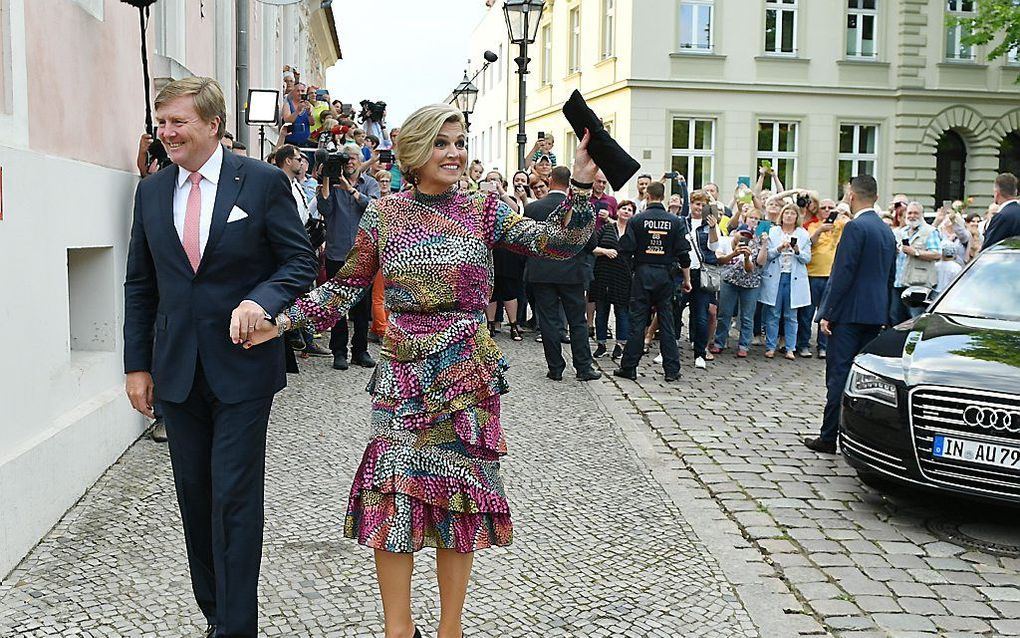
[242,104,596,638]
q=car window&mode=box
[934,253,1020,321]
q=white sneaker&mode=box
[653,353,664,364]
[694,356,706,369]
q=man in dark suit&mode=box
[805,175,896,454]
[982,172,1020,249]
[524,166,601,381]
[123,78,318,638]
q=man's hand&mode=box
[335,175,354,192]
[125,371,155,419]
[230,300,269,345]
[242,317,281,349]
[820,319,833,336]
[682,278,693,294]
[597,208,610,222]
[571,128,597,184]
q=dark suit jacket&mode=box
[524,192,597,285]
[124,149,318,404]
[818,209,897,326]
[982,200,1020,249]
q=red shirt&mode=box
[591,193,619,232]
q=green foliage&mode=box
[948,0,1020,68]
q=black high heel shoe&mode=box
[509,322,523,341]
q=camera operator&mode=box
[282,82,313,147]
[317,143,381,371]
[358,100,388,149]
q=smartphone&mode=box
[790,236,798,247]
[537,131,545,140]
[737,176,752,188]
[902,238,910,246]
[756,220,773,236]
[826,210,839,223]
[378,149,394,164]
[479,181,495,192]
[738,237,750,247]
[664,171,679,179]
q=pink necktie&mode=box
[183,172,202,272]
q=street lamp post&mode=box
[503,0,545,172]
[452,71,480,132]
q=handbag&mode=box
[305,215,326,250]
[688,224,721,292]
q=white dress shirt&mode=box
[173,143,224,259]
[291,178,310,225]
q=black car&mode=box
[841,237,1020,504]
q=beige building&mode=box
[0,0,340,578]
[469,0,1020,206]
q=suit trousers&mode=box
[161,360,273,638]
[532,282,593,374]
[621,265,681,376]
[325,258,371,358]
[820,322,883,443]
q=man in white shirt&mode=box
[273,144,311,224]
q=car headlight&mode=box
[846,364,898,407]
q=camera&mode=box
[314,126,351,183]
[796,194,811,208]
[359,99,386,124]
[378,149,394,165]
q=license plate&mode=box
[933,436,1020,469]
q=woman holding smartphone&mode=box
[759,203,812,359]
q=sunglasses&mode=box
[820,205,834,210]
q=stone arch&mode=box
[920,105,991,151]
[988,108,1020,143]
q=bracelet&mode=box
[570,178,594,190]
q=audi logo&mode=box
[962,406,1020,433]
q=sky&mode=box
[325,0,490,128]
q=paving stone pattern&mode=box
[595,330,1020,638]
[0,336,757,637]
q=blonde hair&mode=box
[780,202,801,225]
[375,170,392,182]
[154,77,227,138]
[395,104,465,185]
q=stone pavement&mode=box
[0,334,773,637]
[594,331,1020,638]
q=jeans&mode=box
[595,298,630,343]
[685,270,713,358]
[796,276,829,352]
[765,272,798,353]
[714,282,759,351]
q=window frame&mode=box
[677,0,714,53]
[670,117,716,189]
[945,0,977,62]
[764,0,798,57]
[568,7,581,74]
[756,119,799,190]
[541,23,553,85]
[837,123,879,198]
[601,0,615,60]
[846,0,878,59]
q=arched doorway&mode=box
[935,130,966,206]
[999,131,1020,177]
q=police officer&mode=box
[615,181,693,382]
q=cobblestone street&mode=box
[0,335,765,638]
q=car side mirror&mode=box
[901,285,934,309]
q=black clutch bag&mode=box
[561,90,641,191]
[305,216,326,248]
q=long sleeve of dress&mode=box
[486,191,595,259]
[283,204,380,332]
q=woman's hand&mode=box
[571,128,597,184]
[604,248,618,259]
[241,317,281,349]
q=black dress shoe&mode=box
[332,355,349,370]
[593,343,607,358]
[664,373,681,382]
[546,369,563,381]
[613,367,637,380]
[611,343,623,360]
[351,352,377,368]
[576,368,602,381]
[803,437,837,454]
[203,625,216,638]
[560,334,571,344]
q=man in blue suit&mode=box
[123,78,318,637]
[805,175,896,454]
[982,172,1020,249]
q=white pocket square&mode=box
[227,206,249,223]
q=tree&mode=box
[948,0,1020,80]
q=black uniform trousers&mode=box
[161,360,273,638]
[820,322,883,443]
[532,282,594,374]
[325,258,371,359]
[621,264,681,376]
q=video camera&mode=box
[314,124,353,183]
[359,100,386,124]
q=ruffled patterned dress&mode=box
[284,186,594,553]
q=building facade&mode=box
[0,0,340,578]
[468,0,1020,206]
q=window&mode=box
[935,130,967,204]
[541,24,552,85]
[568,7,581,74]
[945,0,976,61]
[497,44,504,82]
[671,118,715,188]
[837,124,878,197]
[846,0,877,58]
[154,0,186,63]
[601,0,615,59]
[756,121,798,189]
[764,0,797,56]
[564,130,577,167]
[999,131,1020,177]
[678,1,713,52]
